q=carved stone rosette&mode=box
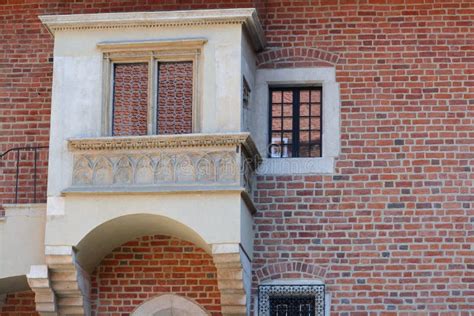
[67,133,260,193]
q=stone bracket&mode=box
[212,244,251,316]
[27,265,58,316]
[39,246,91,316]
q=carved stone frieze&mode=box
[68,133,261,192]
[72,151,240,187]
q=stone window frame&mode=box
[254,68,340,174]
[256,279,331,316]
[99,39,206,136]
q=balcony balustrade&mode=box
[65,133,260,197]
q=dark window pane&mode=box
[282,104,293,117]
[311,89,321,102]
[283,118,292,130]
[300,89,310,102]
[272,118,282,131]
[310,144,321,157]
[272,105,282,117]
[283,91,293,103]
[269,87,322,158]
[112,63,149,136]
[272,90,282,103]
[311,117,321,130]
[300,103,310,116]
[270,296,315,316]
[300,117,310,130]
[311,104,321,116]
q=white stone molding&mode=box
[132,294,209,316]
[68,132,259,153]
[212,244,250,316]
[27,265,58,316]
[253,67,341,174]
[39,8,265,51]
[97,38,208,53]
[44,246,91,316]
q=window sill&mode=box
[257,156,335,175]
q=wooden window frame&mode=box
[99,39,206,136]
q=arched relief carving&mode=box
[71,149,242,188]
[217,153,238,183]
[196,155,215,182]
[92,156,113,185]
[135,156,154,184]
[155,154,174,183]
[72,156,93,185]
[114,156,133,185]
[175,154,195,183]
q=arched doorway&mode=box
[89,234,221,315]
[132,294,209,316]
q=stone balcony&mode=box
[64,132,260,202]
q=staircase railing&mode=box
[0,146,49,204]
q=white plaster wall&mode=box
[48,24,244,198]
[45,192,248,268]
[0,205,46,279]
[240,33,257,133]
[240,201,254,259]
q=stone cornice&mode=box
[68,132,261,160]
[39,8,266,51]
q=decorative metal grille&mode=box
[258,284,325,316]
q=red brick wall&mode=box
[90,234,221,316]
[0,291,38,316]
[112,63,149,136]
[253,0,474,314]
[157,61,193,134]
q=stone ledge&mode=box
[39,8,265,51]
[1,204,46,218]
[67,132,260,159]
[62,185,245,195]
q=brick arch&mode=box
[253,261,327,284]
[90,234,222,316]
[257,47,340,69]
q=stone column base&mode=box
[27,246,91,316]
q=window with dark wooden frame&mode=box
[269,87,322,158]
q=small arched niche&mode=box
[132,294,209,316]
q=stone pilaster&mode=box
[45,246,91,316]
[26,265,58,316]
[212,244,251,316]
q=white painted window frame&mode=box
[254,279,331,316]
[253,68,340,174]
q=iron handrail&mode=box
[0,146,49,204]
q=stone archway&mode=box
[132,294,209,316]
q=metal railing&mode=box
[0,146,49,204]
